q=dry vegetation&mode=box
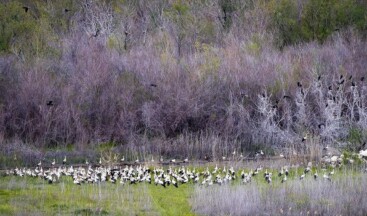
[2,1,367,215]
[192,173,367,216]
[0,0,366,162]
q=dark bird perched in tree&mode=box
[64,8,70,12]
[328,85,332,90]
[261,93,266,98]
[361,77,365,82]
[325,103,328,108]
[283,95,291,100]
[22,6,29,13]
[340,75,343,80]
[46,100,54,106]
[357,142,366,151]
[318,75,321,81]
[338,79,344,85]
[150,84,157,87]
[352,82,355,87]
[92,29,100,37]
[272,104,278,109]
[301,88,304,96]
[318,123,325,129]
[297,82,302,87]
[348,75,353,80]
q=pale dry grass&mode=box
[192,173,367,216]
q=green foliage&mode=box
[346,127,366,151]
[272,0,302,47]
[0,2,37,53]
[348,127,364,144]
[164,0,195,57]
[272,0,367,47]
[0,1,74,59]
[194,42,221,81]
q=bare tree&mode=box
[80,0,114,39]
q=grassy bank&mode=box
[0,175,194,216]
[1,165,366,215]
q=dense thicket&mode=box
[0,0,366,158]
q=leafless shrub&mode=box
[79,0,114,39]
[0,0,366,160]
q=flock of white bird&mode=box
[3,151,367,187]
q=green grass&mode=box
[0,177,148,215]
[0,164,364,215]
[149,183,194,216]
[0,176,196,216]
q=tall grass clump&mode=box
[192,174,367,215]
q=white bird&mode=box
[212,164,218,174]
[323,173,331,181]
[51,159,56,166]
[255,150,264,157]
[135,158,139,163]
[300,174,305,180]
[359,149,367,157]
[120,156,125,162]
[170,159,176,163]
[37,161,42,167]
[172,179,178,188]
[99,157,102,165]
[73,178,81,185]
[302,136,307,142]
[329,169,335,176]
[151,156,154,162]
[160,156,163,162]
[183,158,188,163]
[304,166,311,174]
[63,156,67,165]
